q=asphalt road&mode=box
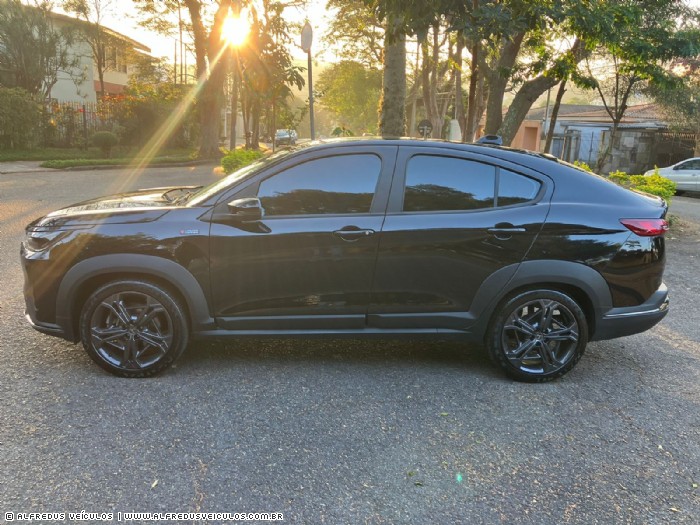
[0,166,698,524]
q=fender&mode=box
[465,260,613,339]
[55,254,216,338]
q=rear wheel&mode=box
[487,290,588,382]
[79,280,189,377]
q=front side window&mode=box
[257,154,381,216]
[403,155,496,212]
[678,159,700,170]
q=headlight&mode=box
[24,226,92,252]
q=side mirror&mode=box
[227,197,264,221]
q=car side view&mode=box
[645,157,700,193]
[21,138,669,381]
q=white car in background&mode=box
[646,157,700,193]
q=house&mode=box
[48,11,151,103]
[511,103,696,173]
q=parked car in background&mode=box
[645,157,700,193]
[22,139,669,381]
[274,129,297,147]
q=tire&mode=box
[486,290,588,383]
[79,280,189,377]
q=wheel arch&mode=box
[56,254,216,342]
[469,260,612,341]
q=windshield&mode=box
[187,146,302,206]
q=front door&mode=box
[209,147,397,330]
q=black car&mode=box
[21,139,669,381]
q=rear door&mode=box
[368,146,551,330]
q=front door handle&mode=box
[333,227,375,242]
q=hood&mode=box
[28,186,199,229]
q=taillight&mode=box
[620,218,669,236]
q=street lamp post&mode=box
[301,21,315,140]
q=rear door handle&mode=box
[333,228,375,242]
[488,223,526,240]
[487,227,526,233]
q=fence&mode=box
[43,100,119,148]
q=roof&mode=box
[555,103,667,124]
[48,11,151,53]
[525,104,604,121]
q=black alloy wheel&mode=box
[488,290,588,382]
[80,281,189,377]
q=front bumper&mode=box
[591,283,669,341]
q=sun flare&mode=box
[222,10,250,48]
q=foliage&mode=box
[649,57,700,153]
[0,87,42,149]
[91,130,118,157]
[331,126,354,137]
[113,81,196,149]
[324,0,383,68]
[0,0,80,99]
[221,148,264,174]
[317,61,381,134]
[237,0,305,149]
[607,169,676,202]
[572,160,593,172]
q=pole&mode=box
[82,104,88,150]
[173,40,177,85]
[308,50,315,140]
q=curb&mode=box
[0,160,218,174]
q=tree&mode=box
[236,0,304,149]
[324,0,383,68]
[0,0,79,100]
[316,60,381,133]
[651,58,700,155]
[586,0,700,172]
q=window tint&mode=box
[403,155,496,212]
[258,154,381,216]
[498,169,540,206]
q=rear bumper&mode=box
[591,283,669,341]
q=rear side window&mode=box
[257,154,381,216]
[403,155,496,212]
[498,169,540,206]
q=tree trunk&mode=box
[499,38,586,146]
[379,17,406,138]
[544,79,567,154]
[464,37,480,142]
[454,34,465,141]
[184,0,231,159]
[484,33,525,135]
[500,74,560,146]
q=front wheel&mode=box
[80,280,189,377]
[487,290,588,382]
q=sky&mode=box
[66,0,331,62]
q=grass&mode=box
[41,153,195,169]
[0,147,197,167]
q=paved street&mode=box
[0,166,698,524]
